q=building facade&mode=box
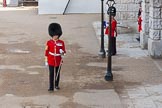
[38,0,162,58]
[137,0,162,58]
[0,0,151,58]
[146,0,162,58]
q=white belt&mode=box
[49,52,61,56]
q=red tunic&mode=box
[138,16,142,32]
[45,39,66,67]
[105,19,117,37]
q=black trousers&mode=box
[49,65,60,90]
[111,37,116,55]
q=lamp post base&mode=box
[104,71,113,81]
[98,50,106,58]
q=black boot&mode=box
[136,37,140,42]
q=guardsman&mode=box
[45,23,66,92]
[105,16,117,55]
[138,15,142,32]
[3,0,7,7]
[136,1,142,42]
[138,11,142,32]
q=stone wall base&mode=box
[148,38,162,58]
[140,32,148,49]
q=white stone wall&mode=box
[114,0,141,20]
[148,0,162,58]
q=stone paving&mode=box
[93,21,162,108]
[0,7,162,108]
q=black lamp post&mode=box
[105,0,116,81]
[99,0,106,58]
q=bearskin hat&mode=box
[48,23,62,37]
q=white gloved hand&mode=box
[59,49,64,54]
[45,61,48,66]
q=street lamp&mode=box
[104,0,116,81]
[98,0,106,58]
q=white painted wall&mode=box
[65,0,100,14]
[38,0,69,14]
[6,0,18,6]
[38,0,101,14]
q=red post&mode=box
[3,0,7,7]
